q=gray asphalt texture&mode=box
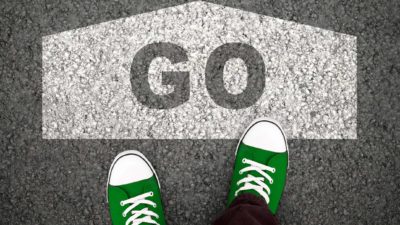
[1,0,399,225]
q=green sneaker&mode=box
[107,150,166,225]
[227,118,289,215]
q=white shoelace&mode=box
[235,158,276,204]
[120,192,159,225]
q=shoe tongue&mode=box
[114,178,157,217]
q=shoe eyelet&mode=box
[242,159,246,163]
[120,201,124,206]
[150,192,154,196]
[153,204,157,208]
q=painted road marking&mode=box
[42,1,357,139]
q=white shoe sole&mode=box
[235,117,289,167]
[106,150,161,203]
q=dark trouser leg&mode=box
[212,194,279,225]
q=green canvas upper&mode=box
[108,175,166,225]
[228,142,288,215]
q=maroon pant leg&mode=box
[212,194,279,225]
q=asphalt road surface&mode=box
[1,0,399,225]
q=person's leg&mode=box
[214,118,288,225]
[213,194,279,225]
[107,150,166,225]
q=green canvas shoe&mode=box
[227,118,289,215]
[107,150,166,225]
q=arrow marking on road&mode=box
[42,1,357,139]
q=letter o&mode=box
[205,43,266,109]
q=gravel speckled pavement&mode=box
[1,0,399,224]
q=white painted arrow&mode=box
[42,1,357,139]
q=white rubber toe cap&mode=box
[242,120,287,153]
[109,151,153,186]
